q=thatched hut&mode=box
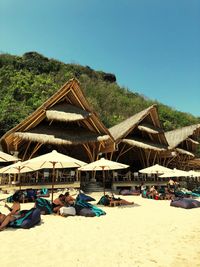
[0,78,114,163]
[108,104,169,170]
[165,124,200,169]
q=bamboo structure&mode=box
[108,105,170,170]
[165,124,200,169]
[0,78,115,163]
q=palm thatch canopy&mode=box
[109,105,168,149]
[164,125,200,169]
[175,148,194,157]
[14,125,110,145]
[0,78,114,162]
[46,103,91,122]
[109,105,165,142]
[122,138,168,152]
[187,158,200,169]
[109,105,169,169]
[165,124,200,150]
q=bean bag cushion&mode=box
[77,193,95,202]
[75,199,106,217]
[35,198,53,214]
[78,208,96,217]
[170,198,200,209]
[9,208,41,229]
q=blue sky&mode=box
[1,0,200,116]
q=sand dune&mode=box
[0,191,200,267]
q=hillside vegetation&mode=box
[0,52,199,137]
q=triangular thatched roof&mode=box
[0,78,114,159]
[165,124,200,149]
[109,104,168,151]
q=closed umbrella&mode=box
[78,158,129,195]
[22,150,86,202]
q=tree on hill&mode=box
[0,52,199,138]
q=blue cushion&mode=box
[77,193,95,202]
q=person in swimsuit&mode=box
[64,192,75,206]
[52,194,65,214]
[0,193,21,231]
[104,194,134,206]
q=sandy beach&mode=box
[0,191,200,267]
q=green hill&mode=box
[0,51,199,137]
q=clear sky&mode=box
[1,0,200,116]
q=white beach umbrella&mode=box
[0,161,36,189]
[0,151,19,162]
[78,158,129,195]
[139,164,172,175]
[23,150,87,202]
[159,168,191,178]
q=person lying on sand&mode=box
[102,194,134,207]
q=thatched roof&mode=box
[46,103,91,122]
[14,125,110,145]
[122,138,168,152]
[109,105,168,153]
[109,105,161,141]
[138,123,164,134]
[188,158,200,168]
[165,124,200,149]
[186,138,199,145]
[176,148,195,158]
[0,78,114,154]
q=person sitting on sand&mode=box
[0,193,21,231]
[52,194,65,214]
[168,179,175,191]
[64,192,75,207]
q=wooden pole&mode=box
[51,162,56,203]
[103,167,105,196]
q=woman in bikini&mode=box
[52,194,65,214]
[0,193,21,231]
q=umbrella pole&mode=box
[18,170,21,191]
[103,167,105,196]
[51,163,56,203]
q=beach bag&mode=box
[60,206,76,216]
[9,208,41,229]
[35,198,53,214]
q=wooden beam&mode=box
[22,141,32,161]
[28,143,43,159]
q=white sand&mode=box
[0,191,200,267]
